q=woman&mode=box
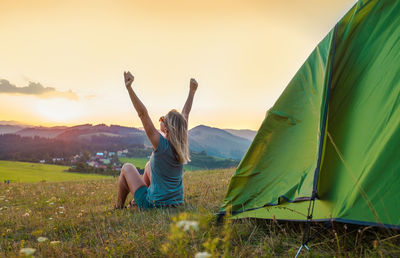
[115,71,198,209]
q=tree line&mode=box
[0,134,145,163]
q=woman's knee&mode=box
[122,163,136,175]
[145,161,151,172]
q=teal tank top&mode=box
[147,134,184,205]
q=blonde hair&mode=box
[164,109,190,164]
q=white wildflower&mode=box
[50,240,61,245]
[19,248,36,256]
[22,212,30,217]
[195,252,211,258]
[176,220,199,231]
[37,236,48,242]
[49,202,54,205]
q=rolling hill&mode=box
[224,129,257,141]
[0,122,256,160]
[188,125,252,160]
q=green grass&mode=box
[0,168,399,257]
[119,157,149,169]
[183,164,203,171]
[120,156,204,171]
[0,161,111,183]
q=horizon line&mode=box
[0,120,258,131]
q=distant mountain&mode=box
[56,124,145,140]
[0,123,146,140]
[0,121,31,126]
[0,122,254,160]
[0,121,31,135]
[188,125,251,160]
[16,126,69,138]
[0,125,25,135]
[224,129,257,141]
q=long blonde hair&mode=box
[164,109,190,164]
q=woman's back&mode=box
[148,135,184,205]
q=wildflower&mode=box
[105,246,110,251]
[47,197,57,203]
[22,212,30,217]
[49,202,54,206]
[49,217,53,220]
[176,220,199,231]
[37,237,48,242]
[50,241,61,245]
[19,248,36,256]
[195,252,211,258]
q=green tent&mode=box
[221,0,400,229]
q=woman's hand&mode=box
[182,78,198,122]
[190,78,198,92]
[124,71,134,89]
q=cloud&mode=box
[84,94,96,100]
[0,79,78,100]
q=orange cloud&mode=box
[0,79,78,100]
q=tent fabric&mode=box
[221,0,400,229]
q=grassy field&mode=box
[120,157,203,171]
[119,157,149,169]
[0,168,399,257]
[0,161,111,183]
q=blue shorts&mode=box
[134,186,155,209]
[134,186,184,209]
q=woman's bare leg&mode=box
[116,163,146,208]
[143,161,152,187]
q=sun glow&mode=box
[35,99,84,123]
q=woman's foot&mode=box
[113,204,126,210]
[127,200,137,209]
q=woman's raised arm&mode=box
[182,78,198,122]
[124,71,160,150]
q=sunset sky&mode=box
[0,0,356,130]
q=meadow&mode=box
[119,157,149,170]
[0,168,399,257]
[119,157,203,171]
[0,161,110,183]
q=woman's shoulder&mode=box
[155,134,169,153]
